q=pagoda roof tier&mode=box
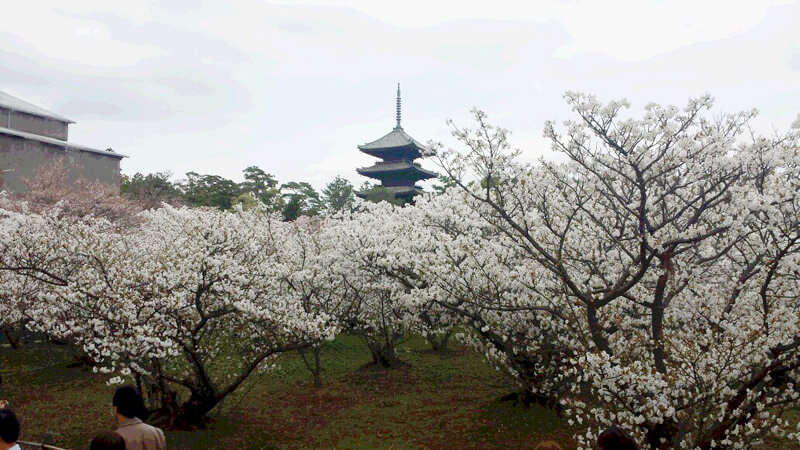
[356,185,426,199]
[358,127,428,160]
[356,160,437,181]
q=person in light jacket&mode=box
[112,385,166,450]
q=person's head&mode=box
[90,431,125,450]
[112,385,145,420]
[598,426,638,450]
[534,440,563,450]
[0,409,20,446]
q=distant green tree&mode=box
[179,172,240,209]
[321,176,355,212]
[121,171,181,207]
[363,186,406,206]
[431,175,459,195]
[231,192,261,211]
[359,181,375,190]
[358,181,376,196]
[280,181,321,221]
[239,166,280,207]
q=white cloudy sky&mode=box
[2,0,798,190]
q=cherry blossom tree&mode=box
[0,201,39,349]
[280,215,350,387]
[419,96,800,448]
[401,189,570,408]
[0,159,141,350]
[19,157,141,223]
[0,204,334,428]
[324,203,423,368]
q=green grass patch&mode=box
[0,335,577,449]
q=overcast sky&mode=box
[2,0,798,190]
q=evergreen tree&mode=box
[321,176,355,212]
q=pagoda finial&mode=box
[395,83,402,129]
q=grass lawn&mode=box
[0,335,577,449]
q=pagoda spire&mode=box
[395,83,401,129]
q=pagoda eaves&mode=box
[356,160,437,182]
[357,127,428,160]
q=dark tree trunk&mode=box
[152,385,219,430]
[299,345,323,388]
[426,329,453,355]
[2,327,21,350]
[313,346,321,387]
[175,389,218,429]
[644,418,679,449]
[368,340,400,368]
[146,342,307,429]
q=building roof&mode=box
[0,91,74,123]
[357,160,437,179]
[358,127,428,153]
[0,126,127,159]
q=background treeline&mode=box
[121,166,452,221]
[121,167,455,218]
[121,167,353,220]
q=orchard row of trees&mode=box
[2,93,800,448]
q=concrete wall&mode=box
[1,107,69,140]
[0,134,121,193]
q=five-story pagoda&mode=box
[356,85,437,201]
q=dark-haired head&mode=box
[0,408,20,444]
[90,430,125,450]
[112,385,147,420]
[598,426,638,450]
